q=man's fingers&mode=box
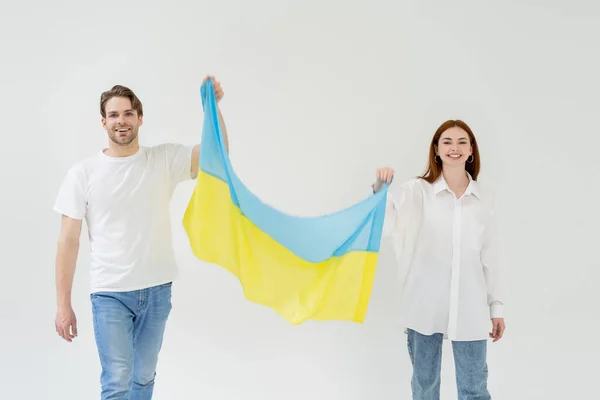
[67,322,75,339]
[63,325,72,341]
[58,326,68,342]
[66,327,74,341]
[57,323,74,342]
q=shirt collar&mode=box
[433,173,480,199]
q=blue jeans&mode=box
[90,282,173,400]
[407,329,491,400]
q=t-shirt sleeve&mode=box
[53,167,87,220]
[163,143,194,184]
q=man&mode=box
[53,76,228,399]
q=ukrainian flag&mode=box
[183,80,389,325]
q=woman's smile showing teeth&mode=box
[448,154,462,159]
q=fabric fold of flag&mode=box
[182,80,389,325]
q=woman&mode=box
[373,120,505,400]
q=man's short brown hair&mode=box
[100,85,143,118]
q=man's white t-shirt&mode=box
[53,144,194,293]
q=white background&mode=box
[1,0,599,399]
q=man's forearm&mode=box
[55,238,79,308]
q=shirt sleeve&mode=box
[162,143,194,185]
[481,199,504,319]
[53,167,86,220]
[379,179,420,238]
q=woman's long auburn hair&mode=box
[419,119,481,184]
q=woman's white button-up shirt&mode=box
[381,174,503,341]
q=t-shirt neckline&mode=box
[99,147,144,162]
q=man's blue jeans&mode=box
[90,282,172,400]
[407,329,491,400]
